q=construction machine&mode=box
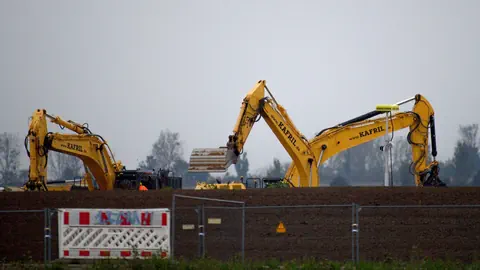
[24,109,182,191]
[284,94,446,187]
[188,80,317,187]
[188,80,445,188]
[241,177,288,188]
[194,181,246,190]
[193,177,284,190]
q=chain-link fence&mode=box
[356,204,480,262]
[0,209,50,264]
[242,204,355,262]
[172,203,355,262]
[171,194,246,262]
[2,203,480,264]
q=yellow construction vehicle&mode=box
[188,80,445,188]
[194,181,246,190]
[284,94,446,187]
[193,177,289,190]
[188,80,317,187]
[24,109,182,191]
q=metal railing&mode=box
[355,204,480,262]
[0,209,55,266]
[2,203,480,264]
[171,194,246,262]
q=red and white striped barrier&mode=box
[57,208,170,259]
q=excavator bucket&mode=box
[188,148,230,172]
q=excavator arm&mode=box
[24,109,124,191]
[284,94,445,187]
[188,80,317,187]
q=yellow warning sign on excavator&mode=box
[276,221,286,233]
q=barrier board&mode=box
[57,208,170,259]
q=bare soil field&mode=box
[1,187,480,263]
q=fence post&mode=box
[356,204,360,263]
[171,194,176,261]
[196,204,206,258]
[201,203,206,258]
[351,203,355,262]
[43,208,51,266]
[350,203,360,263]
[43,208,47,266]
[48,208,54,262]
[196,205,202,257]
[242,202,245,263]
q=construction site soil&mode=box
[1,187,480,263]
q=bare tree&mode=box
[48,152,84,180]
[139,129,184,170]
[0,132,21,186]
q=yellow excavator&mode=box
[188,80,445,188]
[188,80,317,187]
[284,94,446,187]
[24,109,182,191]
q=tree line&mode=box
[2,123,480,187]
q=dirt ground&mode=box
[1,187,480,263]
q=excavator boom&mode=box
[188,81,267,172]
[284,94,445,187]
[188,80,316,187]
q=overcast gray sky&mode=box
[1,0,479,175]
